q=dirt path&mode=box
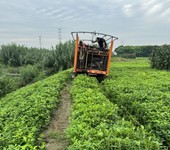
[43,83,71,150]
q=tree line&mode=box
[0,41,74,71]
[115,45,170,70]
[115,45,153,58]
[150,45,170,70]
[0,41,74,97]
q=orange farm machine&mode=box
[72,31,118,81]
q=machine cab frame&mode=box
[72,31,118,78]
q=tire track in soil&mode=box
[43,83,71,150]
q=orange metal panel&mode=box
[76,69,83,72]
[73,34,79,72]
[87,70,107,75]
[106,39,114,76]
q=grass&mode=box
[47,131,67,141]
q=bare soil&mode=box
[43,83,71,150]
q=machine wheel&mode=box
[96,75,106,83]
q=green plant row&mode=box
[102,59,170,149]
[66,75,160,150]
[0,69,71,149]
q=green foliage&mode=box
[66,74,160,150]
[0,43,25,66]
[0,69,71,149]
[0,41,74,73]
[101,58,170,149]
[120,53,136,59]
[0,63,47,98]
[0,76,18,97]
[43,41,74,74]
[0,43,48,67]
[20,65,39,86]
[0,41,74,97]
[115,45,154,57]
[150,45,170,70]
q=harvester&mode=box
[72,31,118,81]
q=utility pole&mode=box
[39,35,42,49]
[58,27,62,44]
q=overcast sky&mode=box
[0,0,170,48]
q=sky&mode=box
[0,0,170,49]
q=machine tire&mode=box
[97,75,106,83]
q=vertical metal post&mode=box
[73,33,79,73]
[106,39,114,76]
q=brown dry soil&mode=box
[43,83,71,150]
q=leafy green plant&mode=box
[150,45,170,70]
[42,41,74,74]
[0,43,25,66]
[0,69,71,149]
[102,58,170,148]
[0,75,18,97]
[0,43,48,67]
[115,45,154,57]
[66,74,160,150]
[120,53,136,59]
[19,64,46,86]
[20,65,39,86]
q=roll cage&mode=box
[71,31,118,47]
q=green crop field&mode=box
[0,58,170,149]
[102,58,170,149]
[0,70,71,149]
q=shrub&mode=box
[115,45,153,57]
[150,45,170,70]
[120,53,136,59]
[0,43,48,67]
[43,41,74,74]
[0,43,26,66]
[0,76,18,97]
[20,65,39,86]
[0,69,71,149]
